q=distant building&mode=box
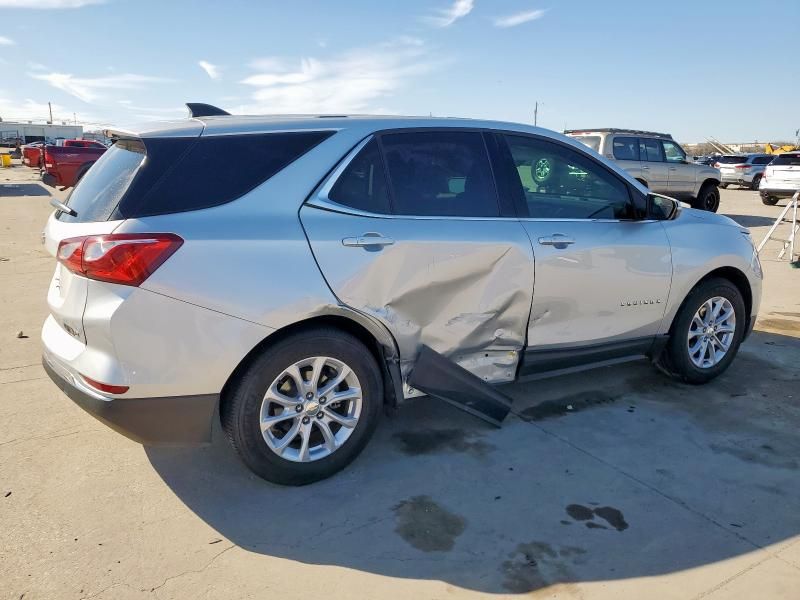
[0,120,83,145]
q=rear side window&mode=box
[640,139,665,162]
[57,139,145,223]
[574,136,601,152]
[612,136,640,161]
[771,154,800,166]
[752,156,774,165]
[58,131,333,222]
[328,139,390,213]
[380,131,499,217]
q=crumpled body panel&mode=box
[300,206,534,384]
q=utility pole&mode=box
[48,102,53,124]
[534,101,538,127]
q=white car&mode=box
[760,152,800,205]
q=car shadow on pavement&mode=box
[0,183,51,197]
[145,330,800,594]
[724,213,780,228]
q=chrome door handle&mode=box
[538,234,575,247]
[641,165,650,170]
[669,167,677,171]
[342,232,395,248]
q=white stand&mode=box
[757,191,800,262]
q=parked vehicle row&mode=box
[42,107,762,485]
[21,138,106,188]
[565,128,722,212]
[715,154,773,191]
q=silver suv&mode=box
[566,129,722,212]
[715,154,774,190]
[42,107,762,485]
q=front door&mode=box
[498,133,672,355]
[662,139,695,196]
[300,131,534,383]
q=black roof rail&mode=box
[564,128,673,139]
[186,103,230,118]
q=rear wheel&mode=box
[221,328,383,485]
[694,182,720,212]
[655,278,745,384]
[750,175,762,191]
[761,193,779,206]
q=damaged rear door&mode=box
[300,130,534,384]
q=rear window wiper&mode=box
[50,198,77,217]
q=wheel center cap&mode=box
[305,400,320,416]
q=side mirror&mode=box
[648,193,679,220]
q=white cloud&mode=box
[493,8,547,28]
[240,39,442,114]
[0,36,15,45]
[425,0,474,27]
[198,60,221,80]
[0,0,105,8]
[30,71,169,103]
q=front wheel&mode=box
[750,175,762,191]
[694,182,720,212]
[655,278,746,384]
[221,328,383,485]
[761,193,779,206]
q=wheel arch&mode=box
[667,266,753,336]
[219,312,403,423]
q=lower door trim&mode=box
[519,336,662,376]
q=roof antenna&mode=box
[186,103,230,118]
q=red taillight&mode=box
[735,164,750,170]
[81,375,129,395]
[57,233,183,286]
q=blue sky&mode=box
[0,0,798,143]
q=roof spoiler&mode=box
[186,103,230,118]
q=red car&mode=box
[22,142,45,167]
[41,143,107,188]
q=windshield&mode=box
[573,136,601,153]
[57,139,145,223]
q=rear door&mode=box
[639,138,669,193]
[300,130,534,383]
[662,139,695,195]
[496,133,672,365]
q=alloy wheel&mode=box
[259,356,362,462]
[687,296,736,368]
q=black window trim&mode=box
[493,129,649,222]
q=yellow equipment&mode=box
[765,143,800,154]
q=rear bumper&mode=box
[41,172,58,187]
[721,173,752,184]
[43,353,217,446]
[760,188,798,199]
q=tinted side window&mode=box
[662,140,686,163]
[612,136,640,161]
[329,139,390,213]
[114,131,333,219]
[640,139,665,162]
[504,134,635,220]
[752,156,773,165]
[380,131,499,217]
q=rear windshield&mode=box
[57,131,334,223]
[716,156,747,164]
[573,136,601,152]
[771,154,800,166]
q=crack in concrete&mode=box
[149,544,236,597]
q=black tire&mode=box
[750,175,762,191]
[761,193,779,206]
[719,183,728,189]
[694,182,720,212]
[656,278,746,385]
[221,328,383,485]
